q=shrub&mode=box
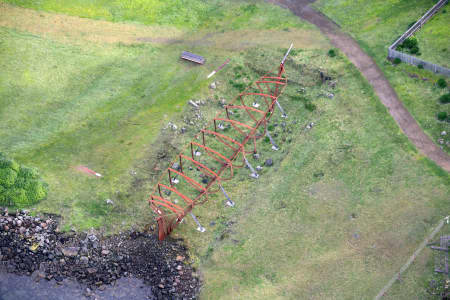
[0,155,48,207]
[418,64,424,69]
[268,125,275,131]
[305,101,317,111]
[393,58,402,65]
[328,49,336,57]
[439,93,450,104]
[0,168,18,187]
[437,78,447,89]
[437,111,448,121]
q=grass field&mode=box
[314,0,450,153]
[412,5,450,68]
[0,1,449,299]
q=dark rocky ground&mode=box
[0,208,201,299]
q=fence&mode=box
[388,0,450,76]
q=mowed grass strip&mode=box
[1,0,305,31]
[0,27,210,229]
[314,0,450,153]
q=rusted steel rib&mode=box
[149,47,292,240]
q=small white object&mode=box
[207,71,216,79]
[172,178,179,184]
[95,173,102,177]
[195,151,202,157]
[252,102,260,108]
[106,199,113,205]
[272,145,279,151]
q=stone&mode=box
[209,82,216,89]
[101,249,110,256]
[265,159,273,167]
[61,247,79,257]
[441,131,447,136]
[106,199,114,205]
[87,267,98,274]
[176,265,183,271]
[80,256,89,264]
[176,255,185,262]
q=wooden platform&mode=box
[181,51,205,65]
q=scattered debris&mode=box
[265,159,273,167]
[75,166,102,178]
[188,100,199,108]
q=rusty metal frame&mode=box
[149,48,292,240]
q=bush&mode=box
[437,78,447,89]
[439,93,450,104]
[328,49,336,57]
[393,58,402,65]
[417,64,424,69]
[305,101,317,112]
[437,111,448,121]
[0,154,48,207]
[398,37,420,55]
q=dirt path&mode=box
[269,0,450,172]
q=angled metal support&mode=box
[244,156,259,178]
[265,131,279,151]
[219,184,235,207]
[276,100,287,118]
[190,212,206,232]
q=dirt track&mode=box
[269,0,450,172]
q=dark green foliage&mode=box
[0,153,47,207]
[393,58,401,65]
[328,49,336,57]
[398,37,420,55]
[268,125,275,131]
[417,64,424,69]
[437,111,447,121]
[305,101,317,111]
[439,93,450,104]
[437,78,447,89]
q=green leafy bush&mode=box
[437,111,448,121]
[328,49,336,57]
[437,78,447,89]
[398,37,420,55]
[393,58,401,65]
[439,93,450,104]
[417,64,424,69]
[0,153,48,207]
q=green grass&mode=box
[1,0,303,31]
[0,27,211,229]
[167,48,450,299]
[413,6,450,68]
[0,1,449,299]
[314,0,450,153]
[0,0,320,231]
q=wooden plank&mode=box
[181,51,205,64]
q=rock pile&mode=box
[0,208,200,299]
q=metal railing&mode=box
[387,0,449,76]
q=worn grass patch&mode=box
[314,0,450,153]
[1,0,306,31]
